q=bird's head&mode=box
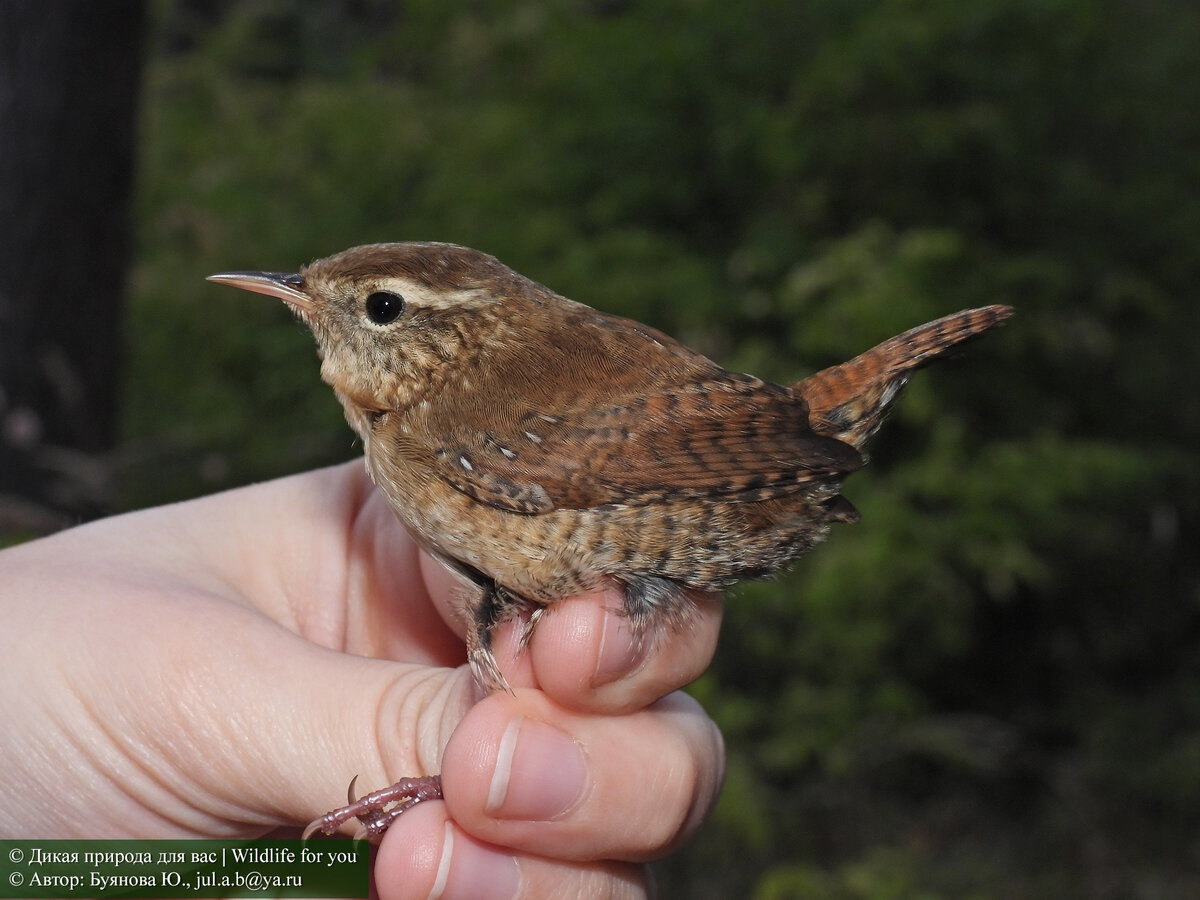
[209,242,543,433]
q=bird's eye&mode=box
[365,291,405,325]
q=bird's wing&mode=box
[425,373,863,514]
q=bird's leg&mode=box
[302,774,445,841]
[465,578,516,695]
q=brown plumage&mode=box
[209,241,1012,837]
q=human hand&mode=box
[0,461,725,898]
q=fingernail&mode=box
[486,717,587,820]
[428,821,520,900]
[592,604,647,686]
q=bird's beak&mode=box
[206,271,312,312]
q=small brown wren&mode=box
[209,241,1011,837]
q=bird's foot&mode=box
[302,774,444,841]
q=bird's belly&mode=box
[369,453,834,599]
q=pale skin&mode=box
[0,461,725,899]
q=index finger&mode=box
[503,586,723,715]
[417,551,723,715]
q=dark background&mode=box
[2,2,1197,897]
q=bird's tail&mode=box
[794,305,1013,450]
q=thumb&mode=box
[237,635,478,834]
[110,595,477,837]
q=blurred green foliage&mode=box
[126,1,1199,896]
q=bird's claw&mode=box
[302,775,444,842]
